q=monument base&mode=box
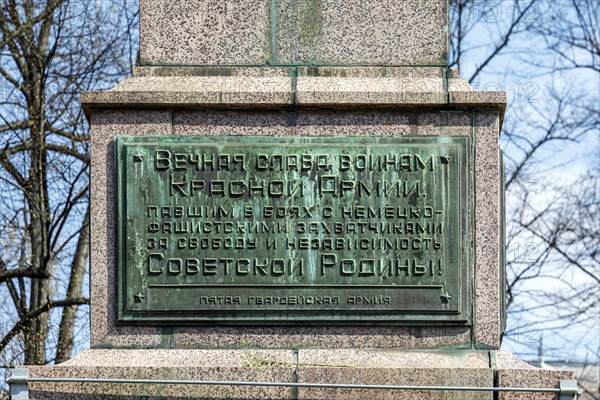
[21,349,571,400]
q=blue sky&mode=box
[455,0,599,363]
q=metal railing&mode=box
[8,368,578,400]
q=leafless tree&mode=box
[0,0,138,394]
[450,0,600,387]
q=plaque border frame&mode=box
[115,135,473,326]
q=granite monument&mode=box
[16,1,574,399]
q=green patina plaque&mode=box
[115,136,472,324]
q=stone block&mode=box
[296,349,493,400]
[139,0,448,67]
[27,349,294,399]
[274,0,448,66]
[140,0,270,65]
[23,350,575,400]
[495,351,574,400]
[88,107,488,350]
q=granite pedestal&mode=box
[16,1,574,399]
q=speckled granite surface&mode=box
[24,349,493,400]
[49,1,575,397]
[139,0,447,67]
[140,0,270,66]
[495,351,574,400]
[81,69,505,114]
[85,107,504,350]
[22,350,574,400]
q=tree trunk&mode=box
[20,40,53,362]
[55,206,90,364]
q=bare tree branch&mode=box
[0,297,90,356]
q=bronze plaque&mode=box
[115,136,472,324]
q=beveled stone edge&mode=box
[18,349,573,398]
[81,74,506,125]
